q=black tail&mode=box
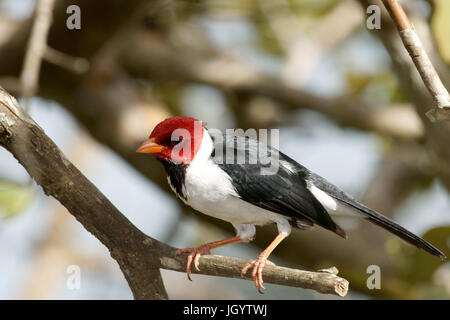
[343,201,446,260]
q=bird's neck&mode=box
[159,128,214,200]
[189,128,214,166]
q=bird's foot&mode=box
[241,256,275,293]
[174,245,212,281]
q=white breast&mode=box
[183,129,287,227]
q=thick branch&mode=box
[381,0,450,121]
[0,86,168,300]
[0,86,349,297]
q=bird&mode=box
[137,116,445,293]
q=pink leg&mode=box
[241,232,287,293]
[175,236,244,281]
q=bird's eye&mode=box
[169,136,183,146]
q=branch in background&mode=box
[259,0,363,86]
[43,47,90,74]
[0,86,349,298]
[360,0,450,192]
[119,30,423,140]
[381,0,450,121]
[20,0,56,107]
[350,146,431,264]
[0,0,424,141]
[362,142,435,218]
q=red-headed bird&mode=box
[137,116,445,292]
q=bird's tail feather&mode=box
[344,201,446,260]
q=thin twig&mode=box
[360,0,450,191]
[381,0,450,121]
[19,0,56,110]
[44,47,90,74]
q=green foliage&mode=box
[391,226,450,298]
[253,0,345,56]
[431,0,450,64]
[0,178,34,218]
[402,226,450,283]
[345,71,407,103]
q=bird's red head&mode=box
[136,116,204,165]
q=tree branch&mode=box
[43,46,90,74]
[160,253,349,297]
[20,0,56,105]
[0,86,349,298]
[381,0,450,121]
[0,85,168,300]
[360,0,450,192]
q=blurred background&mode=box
[0,0,449,299]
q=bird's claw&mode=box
[175,246,212,281]
[241,256,275,293]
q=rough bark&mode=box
[0,86,349,298]
[381,0,450,121]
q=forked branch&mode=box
[0,86,348,298]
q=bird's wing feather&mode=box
[210,134,444,258]
[211,134,346,238]
[308,172,445,259]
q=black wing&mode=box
[210,133,444,259]
[210,134,346,238]
[309,173,445,259]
